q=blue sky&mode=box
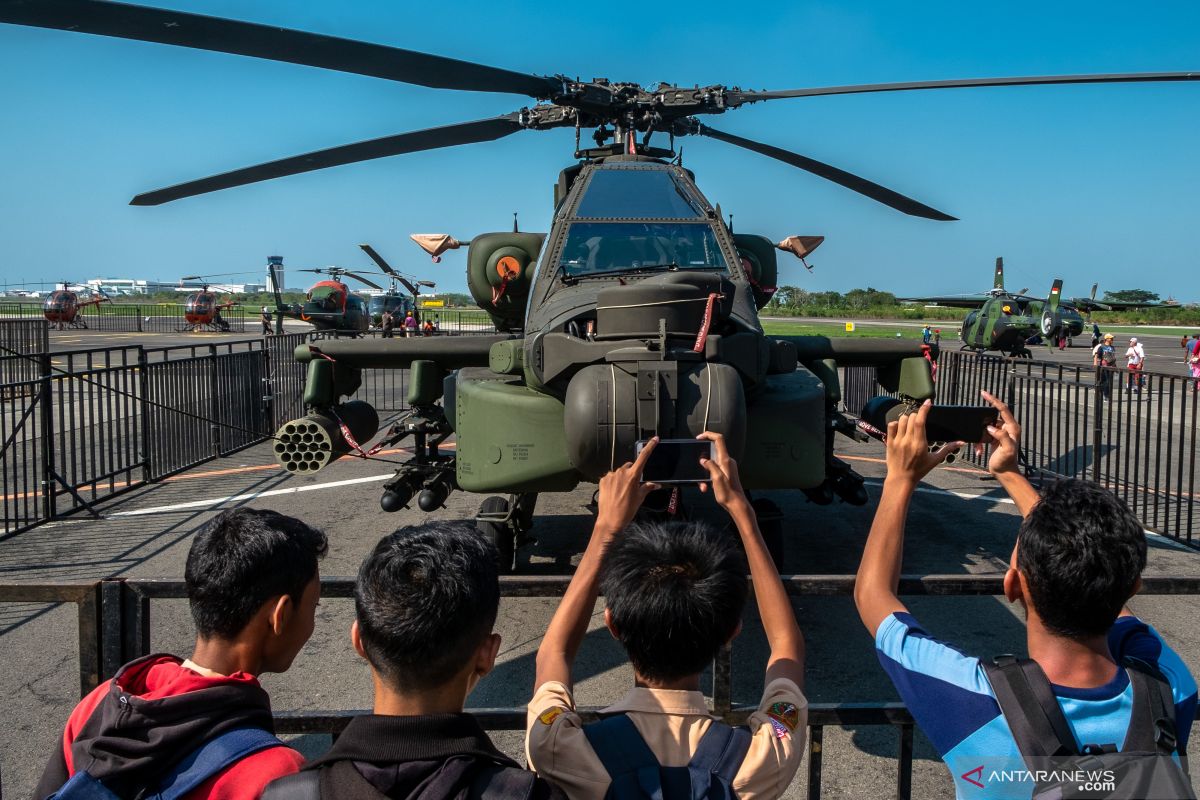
[1,1,1197,300]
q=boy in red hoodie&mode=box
[34,507,328,799]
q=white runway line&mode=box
[108,473,392,517]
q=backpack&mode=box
[582,714,752,800]
[262,760,539,800]
[48,727,282,800]
[984,656,1196,800]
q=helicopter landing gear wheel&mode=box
[750,497,785,571]
[477,496,515,574]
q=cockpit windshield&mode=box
[307,285,345,311]
[575,169,703,219]
[559,222,730,277]
[186,294,213,313]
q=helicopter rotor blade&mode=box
[358,244,399,277]
[395,275,420,296]
[0,0,563,98]
[726,72,1200,106]
[345,272,384,290]
[696,124,957,221]
[131,114,526,205]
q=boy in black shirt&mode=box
[265,522,562,800]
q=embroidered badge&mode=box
[767,717,790,739]
[538,707,564,726]
[766,701,799,732]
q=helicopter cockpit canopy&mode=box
[185,293,214,314]
[560,222,730,277]
[44,291,72,311]
[307,284,346,312]
[369,294,410,316]
[557,166,731,278]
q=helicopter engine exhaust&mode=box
[273,401,380,473]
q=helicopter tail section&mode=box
[1039,278,1064,337]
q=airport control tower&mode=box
[266,255,285,293]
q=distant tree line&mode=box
[766,286,948,320]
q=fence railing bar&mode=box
[807,724,823,800]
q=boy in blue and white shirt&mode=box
[854,392,1197,798]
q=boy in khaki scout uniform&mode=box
[526,433,807,800]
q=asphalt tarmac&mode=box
[2,432,1198,797]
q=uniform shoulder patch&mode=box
[538,706,565,726]
[766,701,799,733]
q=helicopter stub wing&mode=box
[296,334,518,370]
[777,336,933,365]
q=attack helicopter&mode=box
[901,258,1072,357]
[5,1,1197,570]
[42,282,109,330]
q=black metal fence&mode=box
[0,302,250,332]
[4,573,1199,800]
[0,327,488,537]
[0,334,311,537]
[842,349,1200,547]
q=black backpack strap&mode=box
[583,714,662,798]
[260,768,322,800]
[686,722,752,800]
[983,656,1078,759]
[1122,657,1183,760]
[469,764,538,800]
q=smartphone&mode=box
[635,439,714,484]
[923,405,1000,443]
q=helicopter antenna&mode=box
[513,212,519,233]
[727,213,734,232]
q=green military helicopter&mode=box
[358,244,436,328]
[267,261,378,336]
[902,258,1073,357]
[7,0,1196,568]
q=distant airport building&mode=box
[81,278,266,296]
[84,278,178,295]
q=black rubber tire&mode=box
[751,497,785,571]
[477,496,516,574]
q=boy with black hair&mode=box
[527,434,807,800]
[264,520,564,800]
[855,392,1197,798]
[36,507,327,800]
